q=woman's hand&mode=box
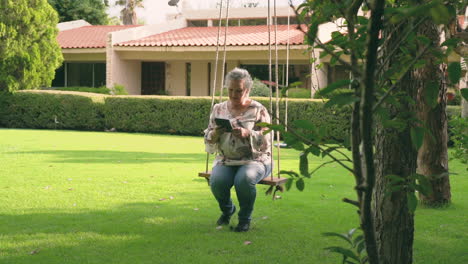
[232,127,250,139]
[210,127,226,142]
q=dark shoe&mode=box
[216,205,236,225]
[233,221,250,232]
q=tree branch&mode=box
[309,159,351,175]
[288,2,362,78]
[372,43,431,112]
[360,0,385,262]
[377,17,428,77]
[343,197,360,207]
[270,113,355,174]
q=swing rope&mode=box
[205,0,230,173]
[218,0,231,102]
[285,6,290,131]
[274,0,281,179]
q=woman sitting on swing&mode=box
[204,67,272,232]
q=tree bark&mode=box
[374,22,417,264]
[416,20,451,206]
[461,58,468,118]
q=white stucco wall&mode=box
[107,18,187,93]
[166,61,187,96]
[57,20,90,31]
[191,62,209,96]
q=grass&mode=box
[0,128,466,264]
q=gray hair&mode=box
[224,67,253,91]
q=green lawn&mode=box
[0,129,466,264]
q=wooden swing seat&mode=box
[198,171,288,186]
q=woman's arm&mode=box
[204,104,225,153]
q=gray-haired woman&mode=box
[204,67,272,232]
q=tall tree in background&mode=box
[415,19,451,206]
[116,0,144,25]
[48,0,110,25]
[0,0,63,92]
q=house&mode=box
[53,5,465,96]
[54,6,346,96]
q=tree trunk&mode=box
[416,20,451,206]
[373,23,418,264]
[374,120,417,264]
[461,58,468,118]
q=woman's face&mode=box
[228,79,249,103]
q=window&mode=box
[327,64,350,84]
[51,62,106,87]
[212,19,240,27]
[275,17,298,25]
[239,18,267,26]
[187,20,208,27]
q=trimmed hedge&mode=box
[0,91,105,130]
[0,91,349,141]
[1,91,463,144]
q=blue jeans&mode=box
[210,162,272,222]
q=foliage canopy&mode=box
[0,0,63,92]
[48,0,109,25]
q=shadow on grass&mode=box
[6,150,208,164]
[0,202,226,263]
[7,149,302,165]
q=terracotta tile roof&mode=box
[117,25,306,47]
[58,25,141,49]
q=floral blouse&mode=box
[204,100,272,166]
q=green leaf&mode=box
[324,92,359,108]
[285,178,293,191]
[299,152,309,177]
[322,232,352,245]
[319,79,352,96]
[460,89,468,101]
[448,62,461,84]
[356,239,366,254]
[256,122,270,128]
[324,247,360,262]
[425,81,439,109]
[414,59,427,69]
[308,145,321,157]
[321,146,338,158]
[410,127,425,150]
[279,170,300,178]
[293,120,315,131]
[386,174,405,183]
[407,192,418,213]
[296,178,305,191]
[382,119,407,131]
[430,4,450,25]
[441,38,460,48]
[414,174,433,196]
[416,35,431,46]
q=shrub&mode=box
[448,115,467,165]
[284,88,312,98]
[103,96,211,135]
[250,79,270,97]
[48,86,111,94]
[113,84,129,95]
[0,91,105,130]
[447,105,462,147]
[314,88,351,99]
[0,91,350,142]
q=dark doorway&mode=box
[141,62,166,95]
